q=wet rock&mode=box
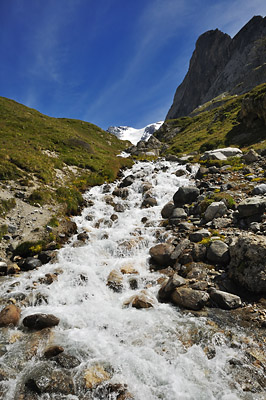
[171,287,209,310]
[204,201,227,222]
[25,362,74,395]
[120,265,138,275]
[173,186,200,206]
[110,214,118,221]
[107,270,123,292]
[242,149,259,163]
[175,169,187,177]
[161,201,175,219]
[141,182,153,192]
[119,175,135,188]
[237,196,266,218]
[149,243,175,267]
[38,251,52,265]
[141,197,157,208]
[229,233,266,293]
[158,274,186,302]
[114,203,125,213]
[102,184,111,193]
[55,353,80,369]
[189,229,210,243]
[44,345,64,358]
[93,382,133,400]
[209,289,242,309]
[23,313,60,330]
[124,291,155,309]
[77,232,89,241]
[112,187,129,199]
[252,183,266,195]
[207,240,230,266]
[84,364,110,389]
[20,257,42,271]
[0,304,21,327]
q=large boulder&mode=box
[204,201,227,222]
[201,147,242,161]
[149,243,175,267]
[229,234,266,294]
[173,186,200,206]
[171,288,209,310]
[0,305,21,327]
[207,240,230,266]
[252,184,266,195]
[237,196,266,218]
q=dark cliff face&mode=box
[166,16,266,120]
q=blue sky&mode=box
[1,0,266,129]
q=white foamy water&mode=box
[0,160,256,399]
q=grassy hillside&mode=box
[0,97,132,214]
[156,84,266,155]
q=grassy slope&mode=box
[156,84,266,156]
[0,97,132,214]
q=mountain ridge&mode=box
[166,15,266,120]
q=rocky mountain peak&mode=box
[166,16,266,120]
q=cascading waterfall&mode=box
[0,160,261,399]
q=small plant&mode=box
[48,216,59,227]
[14,240,44,257]
[0,198,16,218]
[0,224,8,241]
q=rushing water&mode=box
[0,160,264,399]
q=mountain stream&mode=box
[0,160,264,399]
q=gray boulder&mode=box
[204,201,227,222]
[173,186,200,206]
[207,240,230,265]
[237,196,266,218]
[252,184,266,195]
[229,233,266,293]
[170,208,187,219]
[201,147,242,161]
[210,289,242,309]
[171,287,209,310]
[242,149,259,163]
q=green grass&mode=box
[0,96,132,213]
[156,83,266,155]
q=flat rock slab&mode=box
[201,147,242,160]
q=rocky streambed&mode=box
[0,149,265,399]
